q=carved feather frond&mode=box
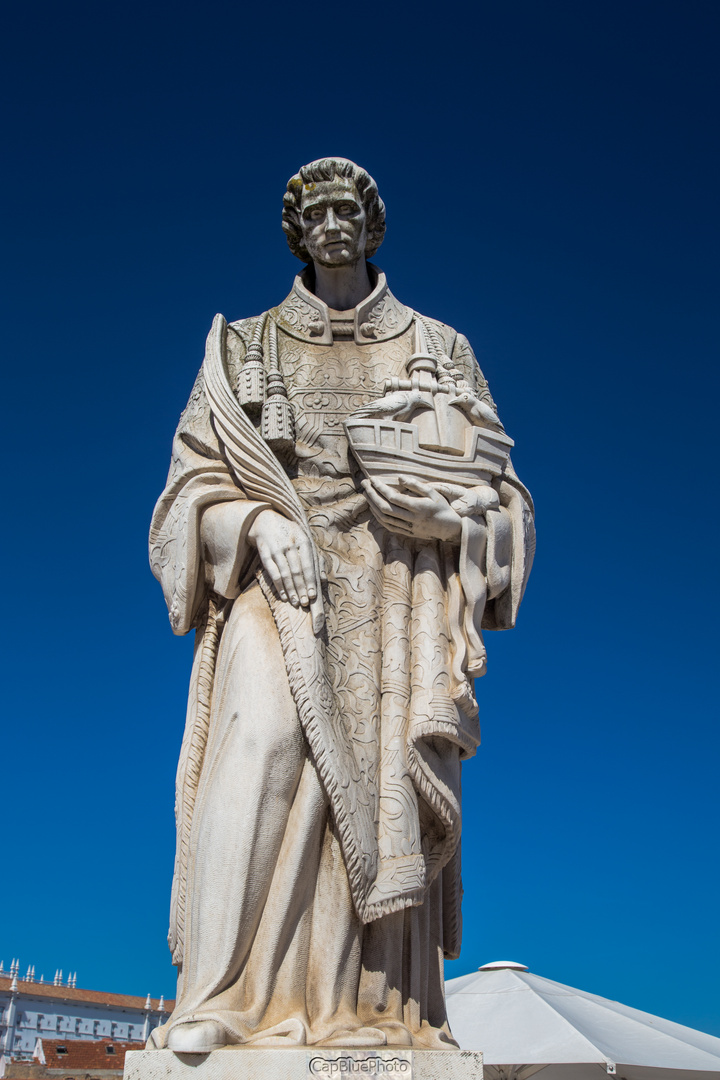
[203,314,324,632]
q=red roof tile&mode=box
[0,977,173,1013]
[38,1039,136,1069]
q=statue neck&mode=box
[311,259,372,312]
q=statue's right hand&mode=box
[247,509,319,609]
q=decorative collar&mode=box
[276,264,413,345]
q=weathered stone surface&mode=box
[125,1049,483,1080]
[147,157,534,1054]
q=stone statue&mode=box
[148,158,535,1055]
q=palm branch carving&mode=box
[203,313,325,632]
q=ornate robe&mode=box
[148,267,535,1048]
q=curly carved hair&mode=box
[282,158,386,263]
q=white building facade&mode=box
[0,963,169,1063]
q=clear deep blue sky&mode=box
[2,0,718,1038]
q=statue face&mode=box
[299,178,368,268]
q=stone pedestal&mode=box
[124,1048,483,1080]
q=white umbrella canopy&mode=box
[445,962,720,1080]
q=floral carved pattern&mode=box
[278,292,325,337]
[359,292,409,339]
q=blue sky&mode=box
[2,0,719,1038]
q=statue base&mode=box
[124,1048,483,1080]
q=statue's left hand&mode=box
[361,476,463,543]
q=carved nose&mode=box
[325,208,340,234]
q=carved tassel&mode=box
[261,320,295,451]
[238,315,267,417]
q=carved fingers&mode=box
[247,509,319,608]
[362,479,416,537]
[361,477,463,544]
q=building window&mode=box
[56,1047,68,1055]
[105,1046,116,1055]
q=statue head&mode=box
[282,158,386,267]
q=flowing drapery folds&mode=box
[148,270,534,1046]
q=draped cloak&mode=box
[148,268,535,1048]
